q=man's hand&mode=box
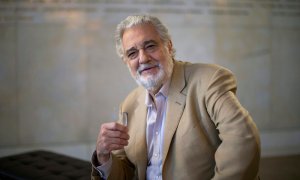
[96,122,130,164]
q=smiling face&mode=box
[122,23,174,94]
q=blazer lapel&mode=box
[162,61,187,166]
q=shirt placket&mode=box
[146,93,165,180]
[153,94,164,180]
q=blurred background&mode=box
[0,0,299,161]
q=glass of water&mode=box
[112,107,127,126]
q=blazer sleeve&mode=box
[204,67,261,180]
[91,150,136,180]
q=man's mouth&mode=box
[138,64,159,75]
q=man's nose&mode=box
[138,49,150,64]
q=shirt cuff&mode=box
[96,154,112,179]
[91,151,113,179]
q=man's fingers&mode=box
[97,137,128,153]
[102,129,130,140]
[102,122,128,133]
[96,122,130,155]
[101,137,129,147]
[99,133,129,147]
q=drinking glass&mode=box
[112,107,127,126]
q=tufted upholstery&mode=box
[0,150,90,180]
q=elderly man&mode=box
[91,14,260,180]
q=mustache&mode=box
[137,62,160,75]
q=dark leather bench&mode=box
[0,150,91,180]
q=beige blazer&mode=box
[91,60,260,180]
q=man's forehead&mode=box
[122,24,162,52]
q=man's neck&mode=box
[148,84,163,96]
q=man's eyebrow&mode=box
[125,47,137,54]
[144,40,157,45]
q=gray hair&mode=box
[115,14,176,59]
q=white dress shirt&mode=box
[145,81,169,180]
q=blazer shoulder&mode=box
[185,62,232,76]
[181,61,233,81]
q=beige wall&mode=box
[0,0,300,160]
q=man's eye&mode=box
[145,44,156,51]
[127,51,137,59]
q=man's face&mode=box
[122,23,173,93]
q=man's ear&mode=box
[122,57,127,64]
[121,51,128,64]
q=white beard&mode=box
[134,58,173,92]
